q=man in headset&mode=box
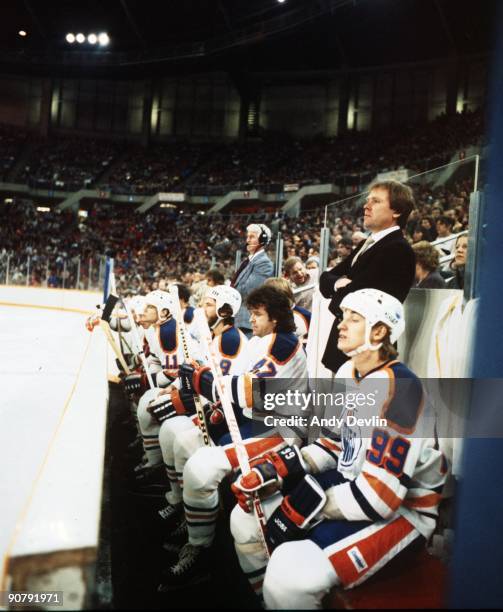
[231,223,274,337]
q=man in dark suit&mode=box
[319,180,416,373]
[232,223,274,336]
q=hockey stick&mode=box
[120,295,155,389]
[169,284,211,447]
[99,294,132,375]
[194,308,270,558]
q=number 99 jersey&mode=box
[301,359,448,540]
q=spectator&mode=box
[446,234,468,290]
[352,230,366,247]
[231,224,274,336]
[283,256,318,310]
[412,241,447,288]
[305,255,319,272]
[420,216,437,241]
[436,215,456,256]
[334,237,354,265]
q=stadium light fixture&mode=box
[98,32,110,46]
[88,33,97,44]
[76,33,85,43]
[18,30,27,37]
[66,33,75,43]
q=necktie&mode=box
[231,257,250,287]
[351,236,374,267]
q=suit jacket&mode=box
[234,250,274,330]
[319,229,415,372]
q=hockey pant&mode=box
[231,496,422,609]
[159,415,200,506]
[182,430,286,549]
[158,406,241,507]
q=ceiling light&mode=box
[98,32,110,46]
[66,33,75,43]
[76,33,85,44]
[18,30,27,37]
[88,33,97,44]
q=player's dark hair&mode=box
[175,283,191,304]
[373,324,398,360]
[369,180,415,229]
[217,303,235,326]
[206,268,225,285]
[246,286,296,333]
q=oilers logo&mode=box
[339,409,362,468]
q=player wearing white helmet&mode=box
[150,285,249,524]
[126,290,203,475]
[157,285,308,591]
[230,289,447,608]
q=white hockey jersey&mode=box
[301,359,448,539]
[224,331,308,418]
[210,325,249,377]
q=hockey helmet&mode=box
[339,289,405,356]
[206,285,242,318]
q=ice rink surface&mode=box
[0,300,108,584]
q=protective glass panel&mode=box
[321,155,479,273]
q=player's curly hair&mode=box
[246,286,296,333]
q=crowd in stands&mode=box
[0,109,483,195]
[0,175,471,294]
[0,110,480,292]
[18,136,123,192]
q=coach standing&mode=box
[319,180,416,372]
[232,223,274,336]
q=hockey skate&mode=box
[161,517,188,555]
[158,543,211,591]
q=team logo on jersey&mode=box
[339,409,362,468]
[347,546,368,573]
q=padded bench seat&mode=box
[325,548,448,609]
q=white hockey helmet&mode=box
[129,295,146,316]
[206,285,242,318]
[247,223,272,246]
[145,290,176,320]
[339,289,405,356]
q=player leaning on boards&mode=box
[230,288,448,609]
[157,285,308,591]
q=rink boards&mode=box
[0,287,110,608]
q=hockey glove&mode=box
[147,387,197,424]
[231,445,307,513]
[179,362,215,402]
[123,372,148,396]
[208,401,225,426]
[85,314,100,332]
[266,475,326,551]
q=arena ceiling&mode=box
[0,0,496,77]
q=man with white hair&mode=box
[231,223,274,337]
